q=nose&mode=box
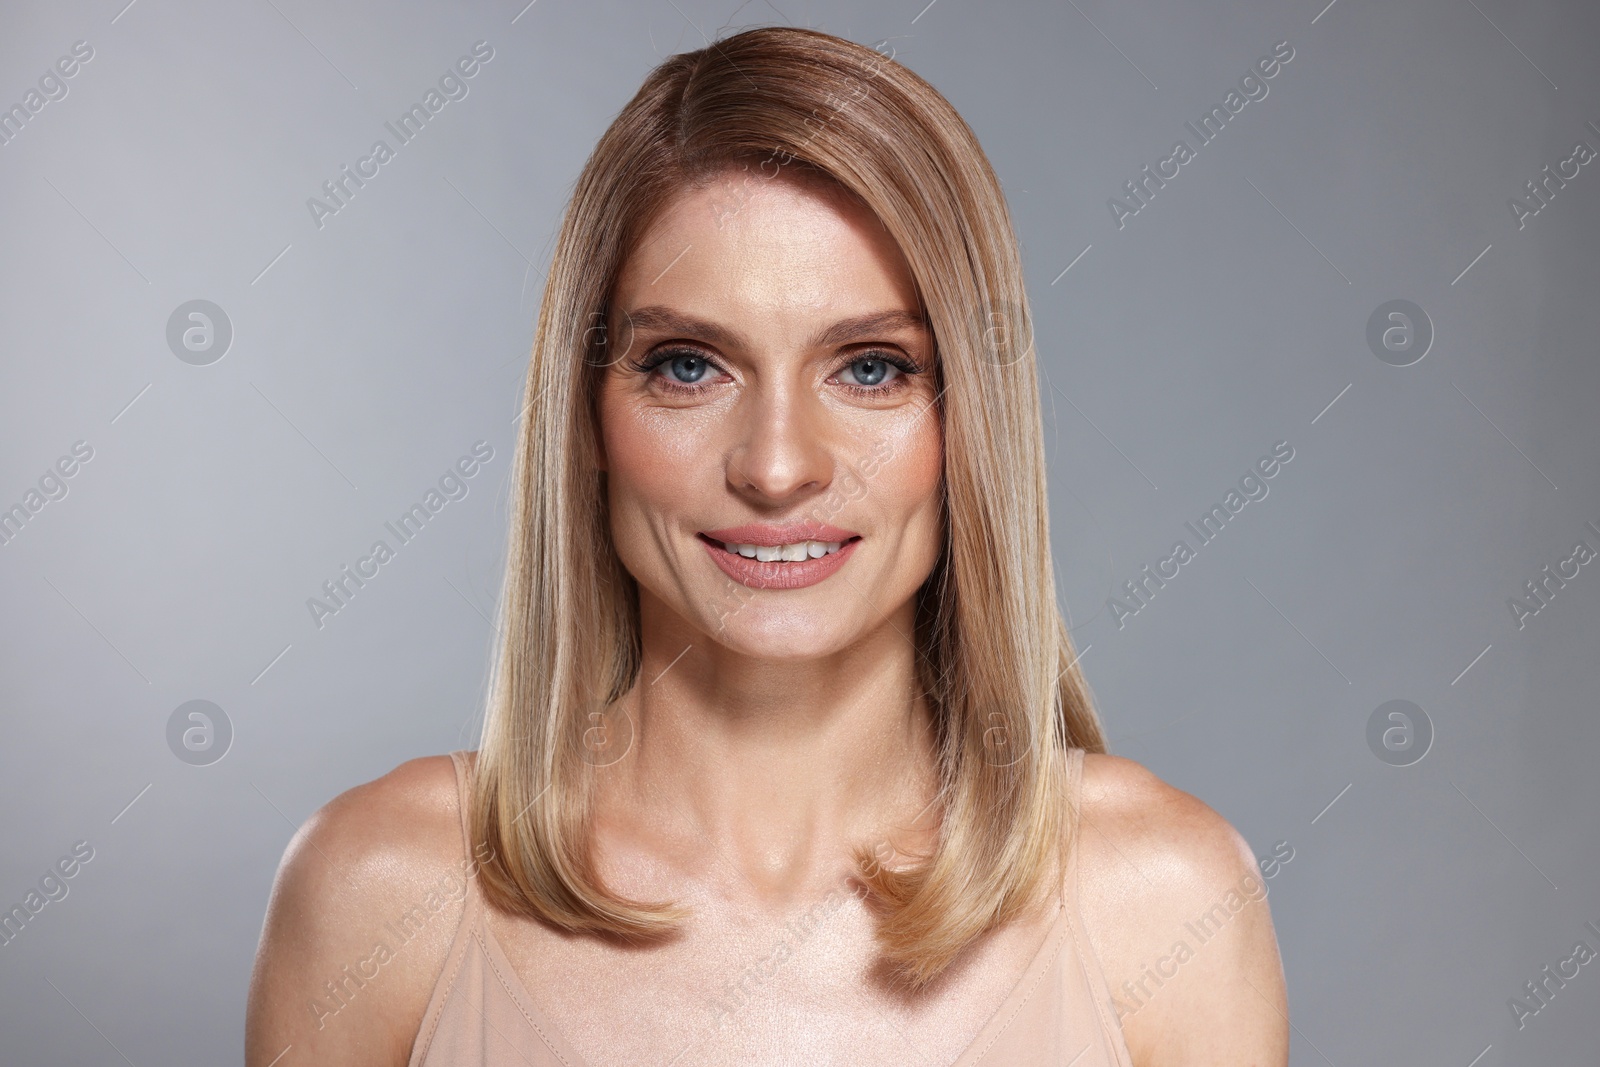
[726,380,834,503]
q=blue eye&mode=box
[840,356,899,387]
[629,347,724,386]
[662,351,712,383]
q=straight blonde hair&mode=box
[470,25,1107,990]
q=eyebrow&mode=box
[619,305,928,350]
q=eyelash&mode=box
[627,346,924,398]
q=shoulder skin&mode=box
[1073,753,1289,1066]
[245,754,470,1067]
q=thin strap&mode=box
[950,746,1080,1066]
[407,751,486,1067]
[1064,747,1085,913]
[1062,747,1136,1066]
[448,750,474,859]
[449,750,487,912]
[1068,748,1085,844]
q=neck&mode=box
[592,592,941,902]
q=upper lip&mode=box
[701,523,861,546]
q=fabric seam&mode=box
[476,925,580,1067]
[962,745,1080,1064]
[1066,747,1137,1067]
[407,749,480,1066]
[964,901,1071,1063]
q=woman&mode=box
[246,26,1287,1066]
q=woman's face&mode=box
[595,165,944,660]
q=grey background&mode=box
[2,0,1597,1062]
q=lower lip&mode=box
[699,535,861,590]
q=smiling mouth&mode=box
[697,533,862,562]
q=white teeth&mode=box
[721,539,847,561]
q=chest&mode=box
[483,886,1062,1067]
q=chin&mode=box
[701,609,856,660]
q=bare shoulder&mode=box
[1072,752,1288,1066]
[245,753,476,1067]
[1075,753,1255,891]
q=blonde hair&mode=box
[470,24,1107,990]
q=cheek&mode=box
[883,418,944,545]
[606,415,678,487]
[597,389,720,549]
[599,384,702,483]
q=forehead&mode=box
[610,168,921,330]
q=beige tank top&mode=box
[407,748,1135,1067]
